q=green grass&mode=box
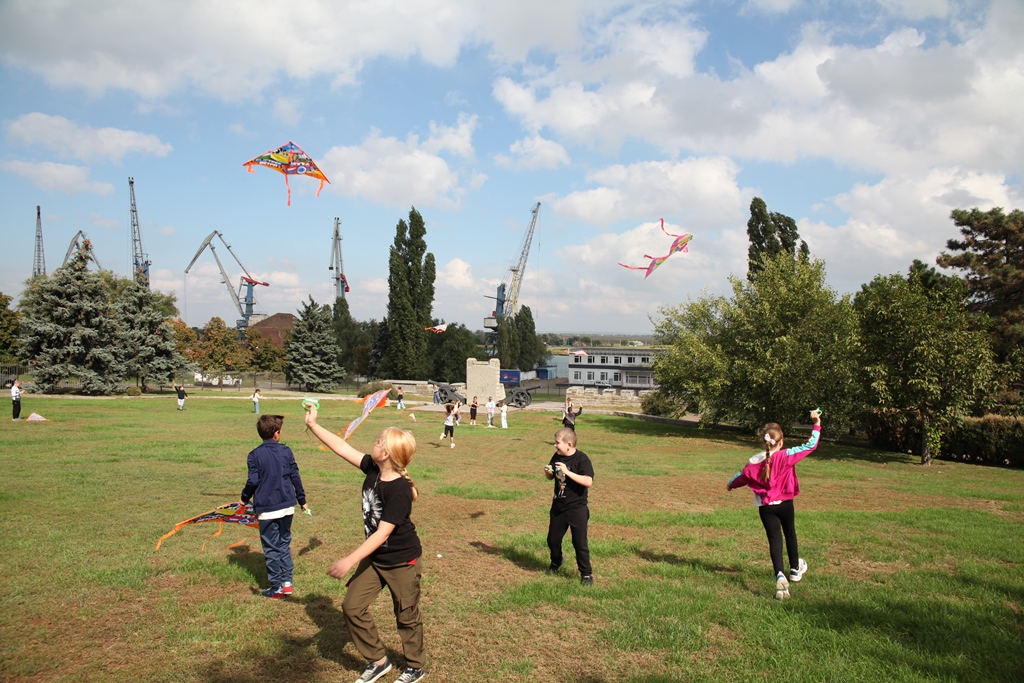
[1,396,1022,682]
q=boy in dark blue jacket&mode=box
[241,414,308,598]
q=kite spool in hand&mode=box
[302,397,320,411]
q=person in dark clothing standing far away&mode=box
[175,384,188,410]
[544,427,595,586]
[562,398,583,430]
[303,405,427,683]
[240,414,308,599]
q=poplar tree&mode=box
[18,242,125,394]
[747,197,809,278]
[0,292,20,363]
[286,296,344,391]
[379,208,436,379]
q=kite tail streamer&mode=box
[316,178,325,197]
[285,175,292,206]
[246,164,254,173]
[200,522,226,551]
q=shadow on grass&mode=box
[634,549,748,587]
[226,545,267,586]
[470,540,547,572]
[795,594,1022,681]
[297,536,323,557]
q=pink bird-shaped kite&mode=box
[618,219,693,278]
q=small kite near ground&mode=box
[618,218,693,278]
[244,140,330,206]
[26,412,48,421]
[155,500,259,551]
[424,323,449,333]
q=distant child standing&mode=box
[469,396,478,425]
[499,400,509,429]
[11,379,22,421]
[727,410,822,600]
[485,396,496,427]
[250,388,261,414]
[396,386,406,410]
[453,399,462,426]
[544,427,595,586]
[240,414,308,598]
[303,407,426,683]
[440,403,456,449]
[175,384,188,411]
[562,399,583,430]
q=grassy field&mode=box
[2,396,1022,682]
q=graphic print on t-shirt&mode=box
[362,479,384,543]
[553,466,567,499]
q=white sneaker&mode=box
[790,558,808,582]
[775,572,790,600]
[450,442,455,449]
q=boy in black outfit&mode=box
[241,414,308,598]
[544,427,595,586]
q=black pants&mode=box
[758,499,799,575]
[548,505,591,575]
[12,399,20,420]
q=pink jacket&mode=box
[728,425,821,505]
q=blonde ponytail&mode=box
[380,427,419,502]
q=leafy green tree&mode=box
[747,197,809,277]
[333,296,372,373]
[18,242,125,394]
[426,321,486,382]
[0,292,20,363]
[114,279,185,390]
[855,264,996,464]
[286,297,345,392]
[514,306,549,371]
[194,317,242,378]
[653,253,862,432]
[496,315,520,369]
[243,327,285,383]
[378,208,437,378]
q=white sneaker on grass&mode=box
[395,667,426,683]
[790,558,808,582]
[355,658,392,683]
[775,572,790,600]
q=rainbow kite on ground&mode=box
[155,500,259,551]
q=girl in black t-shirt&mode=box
[304,407,426,683]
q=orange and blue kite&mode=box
[618,218,693,278]
[155,500,259,551]
[244,140,330,206]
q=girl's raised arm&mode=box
[304,407,365,468]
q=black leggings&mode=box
[758,499,799,575]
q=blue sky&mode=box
[1,0,1021,334]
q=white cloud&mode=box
[552,157,753,226]
[321,117,482,207]
[6,113,172,162]
[494,135,570,169]
[273,97,302,126]
[0,160,114,194]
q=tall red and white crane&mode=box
[329,217,350,299]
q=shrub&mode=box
[358,381,394,399]
[125,386,142,397]
[641,390,683,418]
[862,409,920,454]
[941,415,1024,468]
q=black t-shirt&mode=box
[548,449,594,512]
[359,454,422,565]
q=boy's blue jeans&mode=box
[259,514,294,588]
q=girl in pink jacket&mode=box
[727,410,822,600]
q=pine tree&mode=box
[0,292,20,363]
[18,242,125,394]
[379,207,436,379]
[747,197,809,278]
[113,279,185,390]
[286,296,345,392]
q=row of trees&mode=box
[652,200,1022,464]
[3,207,551,394]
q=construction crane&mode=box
[128,178,151,287]
[184,231,268,330]
[63,231,103,270]
[329,217,351,299]
[483,201,541,355]
[33,206,45,277]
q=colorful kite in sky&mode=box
[424,323,449,333]
[243,140,330,206]
[155,500,259,551]
[618,218,693,278]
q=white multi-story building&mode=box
[567,347,662,390]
